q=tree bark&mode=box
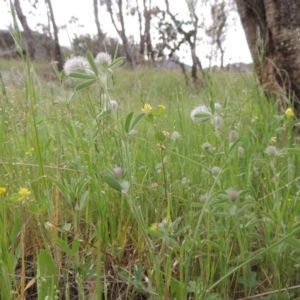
[135,0,145,57]
[235,0,300,114]
[14,0,36,58]
[93,0,103,50]
[44,0,63,71]
[143,0,155,61]
[105,0,134,66]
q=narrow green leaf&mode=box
[62,223,72,231]
[69,72,96,80]
[86,51,98,76]
[125,112,134,134]
[56,238,72,255]
[109,57,124,68]
[37,250,56,275]
[29,203,50,213]
[76,190,89,211]
[75,79,96,91]
[103,175,122,193]
[71,239,81,256]
[60,70,66,82]
[134,264,143,282]
[51,178,69,199]
[285,237,300,249]
[37,249,57,298]
[118,270,131,282]
[209,99,215,115]
[130,112,146,131]
[10,212,21,245]
[286,148,300,155]
[229,138,242,154]
[193,112,212,122]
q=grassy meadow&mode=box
[1,52,300,300]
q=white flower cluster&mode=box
[63,52,112,76]
[190,102,222,128]
[64,56,90,75]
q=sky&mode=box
[0,0,252,67]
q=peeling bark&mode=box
[235,0,300,114]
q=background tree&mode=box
[235,0,300,114]
[44,0,63,70]
[206,0,228,69]
[131,0,156,62]
[101,0,135,66]
[72,33,123,58]
[156,0,204,85]
[143,0,155,61]
[13,0,36,58]
[93,0,106,50]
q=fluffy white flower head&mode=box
[214,102,222,112]
[211,115,223,129]
[64,56,90,75]
[190,105,211,123]
[171,131,181,140]
[95,52,112,69]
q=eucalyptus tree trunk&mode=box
[104,0,134,67]
[235,0,300,114]
[135,0,145,57]
[143,0,155,62]
[14,0,36,58]
[93,0,105,54]
[44,0,63,71]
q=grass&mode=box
[1,52,300,300]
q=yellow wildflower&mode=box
[285,108,294,118]
[25,147,34,156]
[157,105,165,110]
[142,103,152,113]
[163,131,169,138]
[150,224,158,231]
[270,137,277,145]
[0,187,7,195]
[18,188,31,198]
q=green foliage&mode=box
[37,250,58,300]
[1,53,300,300]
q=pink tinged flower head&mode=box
[113,167,123,178]
[238,146,245,156]
[211,166,221,176]
[265,145,278,156]
[110,100,119,110]
[199,194,207,202]
[64,56,90,75]
[228,130,238,143]
[202,142,212,151]
[227,189,239,201]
